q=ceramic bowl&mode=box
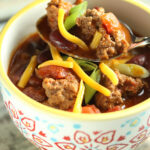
[0,0,150,149]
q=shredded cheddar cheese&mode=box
[73,80,85,113]
[103,53,134,69]
[58,8,89,51]
[18,55,37,88]
[67,57,111,96]
[90,31,102,50]
[100,62,119,86]
[49,44,63,61]
[38,60,73,69]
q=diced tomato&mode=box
[74,0,83,5]
[82,105,101,114]
[107,106,122,112]
[37,65,70,79]
[68,109,73,112]
[67,105,100,114]
[101,12,121,34]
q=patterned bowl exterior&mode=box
[0,0,150,150]
[1,83,150,150]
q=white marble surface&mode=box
[0,0,150,150]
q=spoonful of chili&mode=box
[36,0,150,62]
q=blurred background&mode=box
[0,0,33,31]
[0,0,150,150]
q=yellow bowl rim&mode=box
[0,0,150,121]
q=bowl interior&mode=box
[0,0,150,119]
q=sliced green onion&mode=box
[58,8,88,51]
[85,69,101,104]
[64,1,88,30]
[116,63,150,78]
[79,62,97,71]
[62,55,97,71]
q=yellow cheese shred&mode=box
[90,31,102,50]
[100,62,119,86]
[67,57,111,96]
[73,80,85,113]
[58,8,89,51]
[103,53,134,69]
[38,60,73,69]
[18,55,37,88]
[49,44,63,61]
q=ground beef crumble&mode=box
[76,8,105,41]
[42,72,79,110]
[46,0,130,60]
[76,8,129,60]
[95,70,144,111]
[46,0,72,31]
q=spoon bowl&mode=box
[123,21,150,50]
[36,15,100,62]
[36,14,150,63]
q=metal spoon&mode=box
[122,21,150,50]
[36,16,150,62]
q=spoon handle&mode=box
[129,37,150,50]
[135,37,150,43]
